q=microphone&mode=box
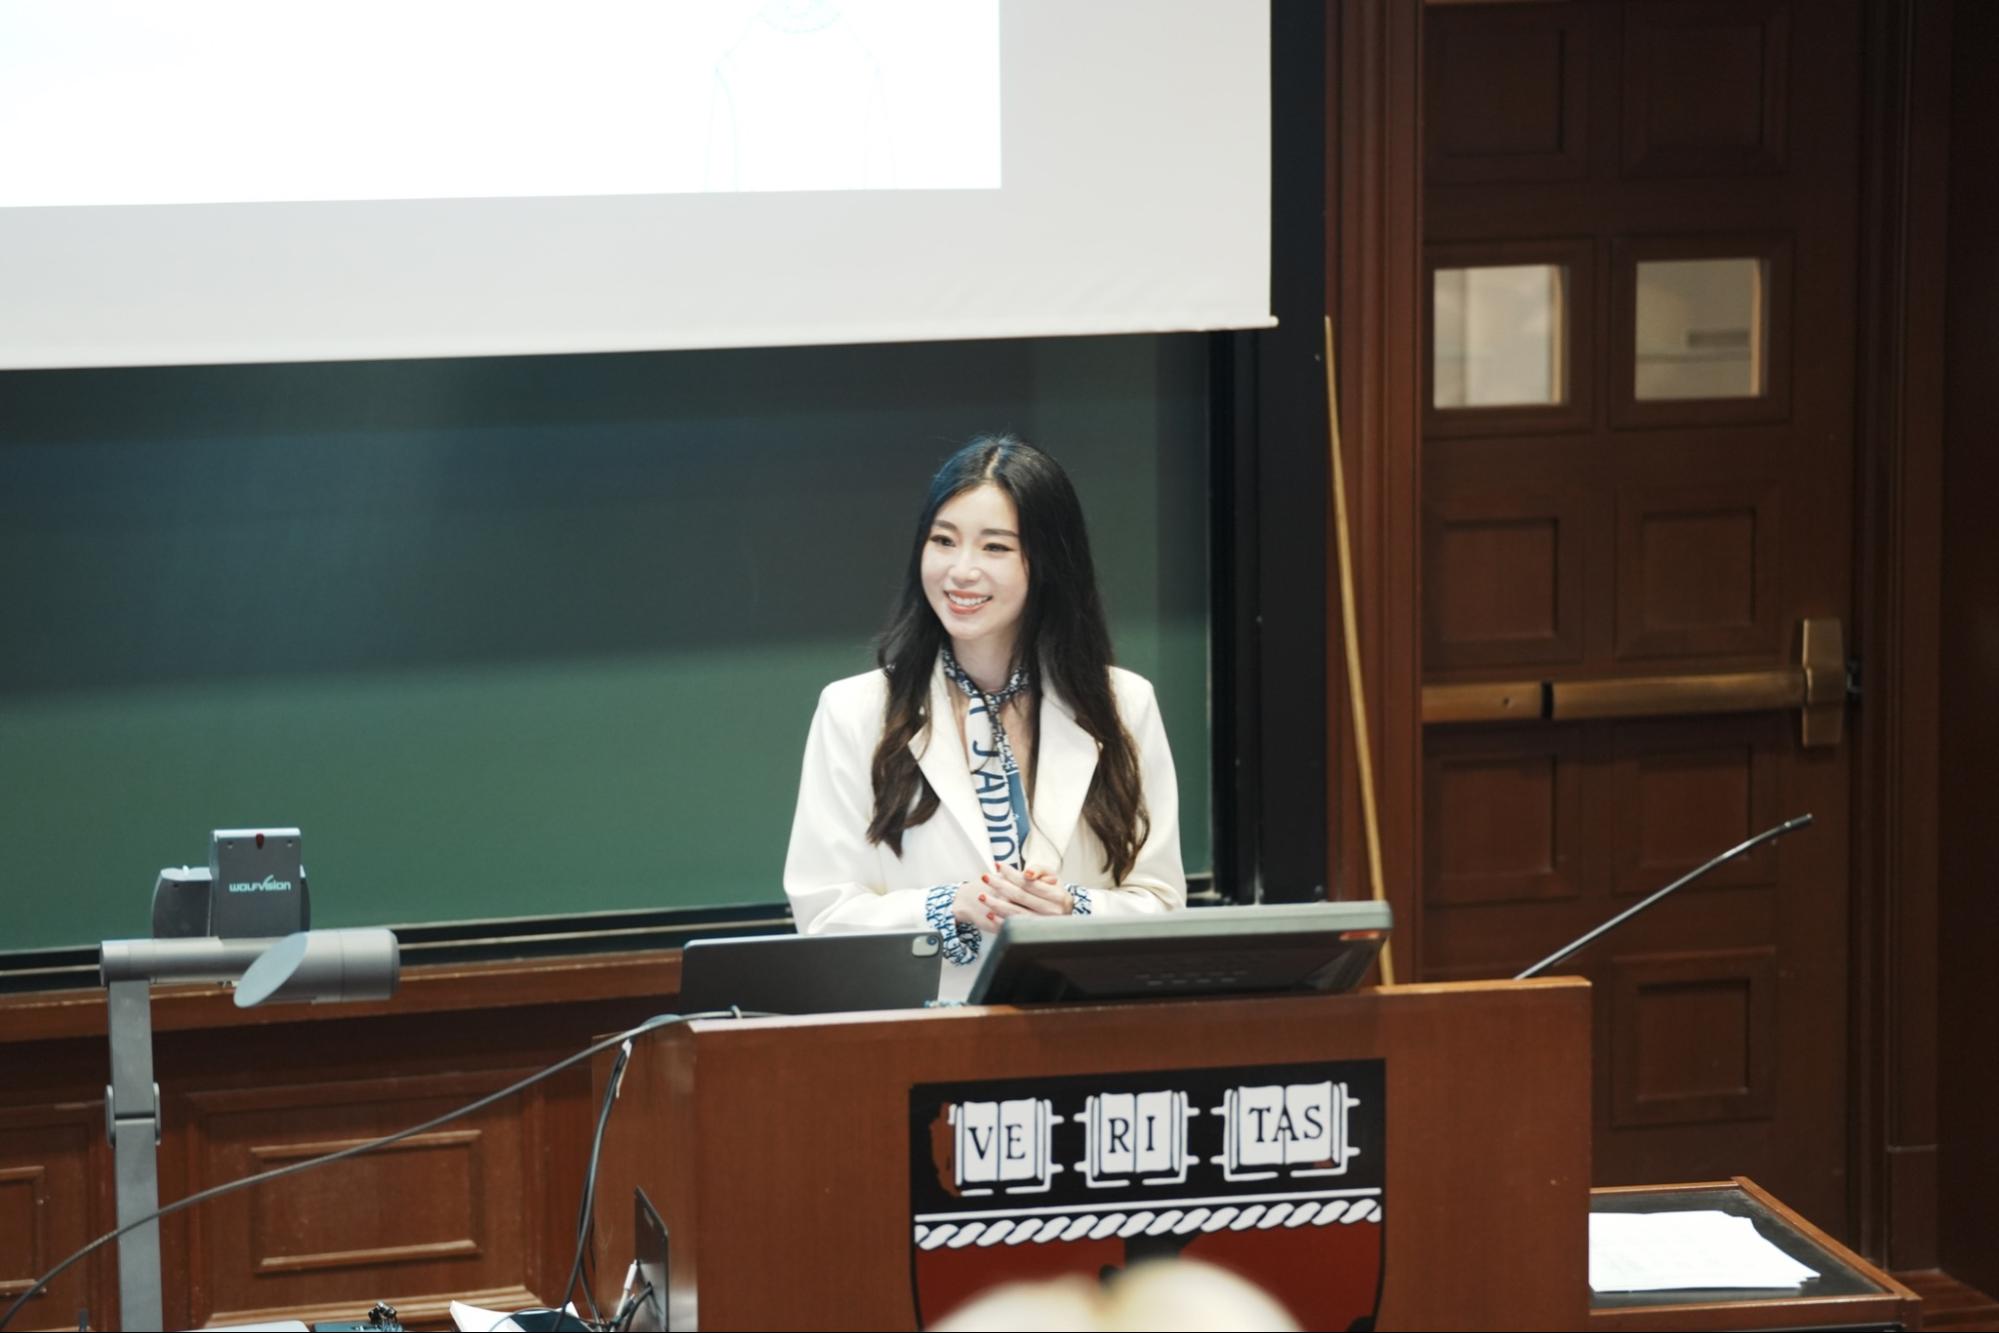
[1514,814,1814,980]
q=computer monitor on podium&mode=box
[966,900,1391,1004]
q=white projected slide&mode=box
[0,0,1268,368]
[0,0,999,205]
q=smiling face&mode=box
[921,483,1029,679]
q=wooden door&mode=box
[1417,0,1861,1235]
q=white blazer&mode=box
[783,658,1187,1001]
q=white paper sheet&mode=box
[1589,1210,1822,1292]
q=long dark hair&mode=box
[866,435,1151,882]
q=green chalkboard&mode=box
[0,335,1210,954]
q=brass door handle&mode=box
[1422,617,1848,747]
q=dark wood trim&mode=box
[1892,1270,1999,1330]
[1247,0,1333,903]
[1328,0,1426,964]
[0,900,791,995]
[1210,332,1258,904]
[0,949,684,1044]
[1935,0,1999,1297]
[1425,2,1593,187]
[1850,0,1950,1272]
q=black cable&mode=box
[579,1217,601,1324]
[576,1136,605,1324]
[484,1308,587,1332]
[612,1283,654,1332]
[483,1311,583,1327]
[580,1205,599,1301]
[560,1038,634,1325]
[0,1010,755,1332]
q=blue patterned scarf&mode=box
[940,647,1033,871]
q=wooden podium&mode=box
[597,978,1591,1331]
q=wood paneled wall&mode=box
[1938,0,1999,1298]
[0,954,677,1331]
[1416,0,1863,1234]
[1327,0,1426,968]
[1851,0,1952,1273]
[1378,0,1997,1278]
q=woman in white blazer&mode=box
[783,436,1186,1001]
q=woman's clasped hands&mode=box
[955,864,1073,929]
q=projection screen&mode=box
[0,0,1271,368]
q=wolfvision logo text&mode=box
[227,875,293,894]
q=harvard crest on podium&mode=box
[908,1060,1386,1330]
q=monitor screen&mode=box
[679,929,941,1015]
[965,902,1392,1005]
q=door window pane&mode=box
[1433,264,1567,409]
[1634,257,1766,400]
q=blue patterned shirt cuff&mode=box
[926,883,982,966]
[1065,883,1094,916]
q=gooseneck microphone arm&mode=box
[1514,814,1815,981]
